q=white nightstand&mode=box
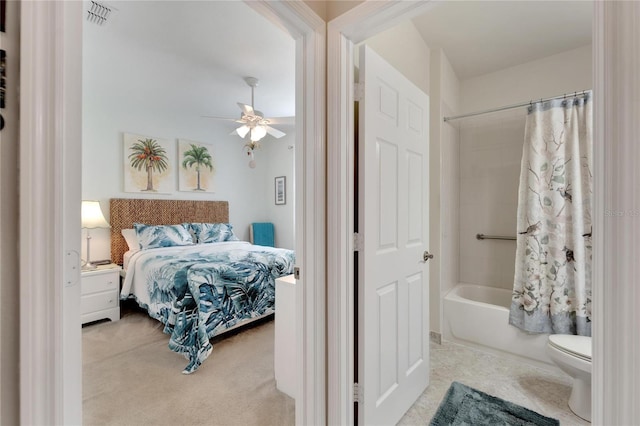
[81,265,121,325]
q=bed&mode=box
[109,198,295,374]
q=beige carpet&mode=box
[83,305,295,426]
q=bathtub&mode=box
[443,283,552,366]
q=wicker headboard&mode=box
[109,198,229,265]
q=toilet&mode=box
[546,334,592,422]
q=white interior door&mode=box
[358,45,430,426]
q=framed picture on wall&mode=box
[178,139,215,193]
[275,176,286,205]
[123,132,174,194]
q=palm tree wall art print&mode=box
[124,133,173,193]
[178,139,216,192]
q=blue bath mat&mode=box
[430,381,560,426]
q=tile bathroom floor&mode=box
[399,340,590,426]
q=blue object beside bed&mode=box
[251,222,275,247]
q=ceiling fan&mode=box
[203,76,292,145]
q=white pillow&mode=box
[121,228,139,251]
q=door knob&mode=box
[423,251,434,262]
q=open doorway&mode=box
[80,1,295,424]
[19,1,325,424]
[329,1,597,424]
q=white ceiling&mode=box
[93,1,296,119]
[412,1,593,80]
[92,1,592,116]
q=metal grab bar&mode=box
[476,233,516,241]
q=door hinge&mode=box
[353,382,362,403]
[353,232,363,251]
[354,82,364,102]
[64,250,80,287]
[293,267,300,280]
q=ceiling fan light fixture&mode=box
[202,76,290,163]
[250,125,267,142]
[235,125,250,138]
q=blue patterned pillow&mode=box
[133,223,194,250]
[189,222,239,244]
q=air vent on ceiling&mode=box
[86,1,114,26]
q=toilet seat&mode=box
[548,334,591,362]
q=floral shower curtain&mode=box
[509,93,592,336]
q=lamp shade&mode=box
[235,125,250,138]
[250,125,267,142]
[81,200,110,229]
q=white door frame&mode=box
[327,1,640,424]
[591,2,640,424]
[20,1,326,425]
[327,4,438,424]
[20,1,84,424]
[245,4,326,424]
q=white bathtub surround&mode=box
[458,110,524,290]
[511,94,593,336]
[444,284,554,370]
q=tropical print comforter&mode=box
[121,241,295,373]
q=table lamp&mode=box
[81,200,110,270]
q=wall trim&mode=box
[20,1,83,424]
[246,2,326,424]
[592,2,640,424]
[247,1,327,425]
[326,24,355,426]
[591,4,605,424]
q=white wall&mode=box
[458,110,524,289]
[461,45,592,113]
[365,20,431,94]
[302,0,364,22]
[264,135,296,250]
[82,22,295,261]
[457,44,592,289]
[440,104,460,297]
[431,49,461,335]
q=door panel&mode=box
[358,45,430,426]
[378,139,399,251]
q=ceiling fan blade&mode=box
[238,103,254,116]
[265,125,286,139]
[202,115,237,121]
[265,116,295,126]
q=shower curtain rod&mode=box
[443,90,590,122]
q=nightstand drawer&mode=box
[81,266,121,324]
[81,290,118,315]
[82,272,119,295]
